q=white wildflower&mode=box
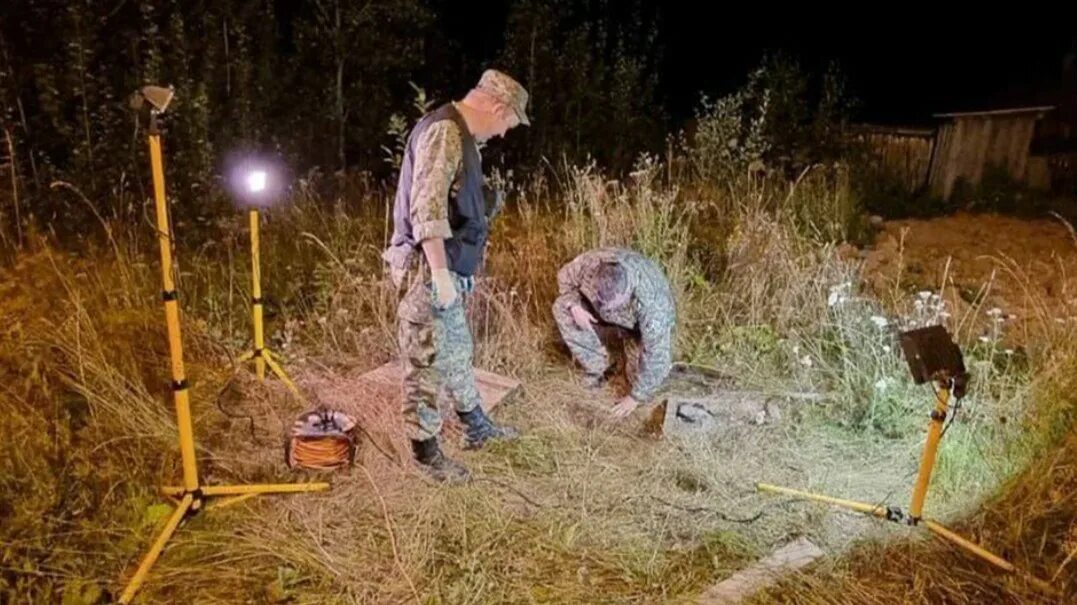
[827,283,851,308]
[986,307,1003,318]
[1004,349,1014,356]
[799,355,813,368]
[874,378,892,392]
[869,315,889,329]
[882,345,891,353]
[979,336,990,343]
[918,291,932,301]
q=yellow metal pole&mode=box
[118,494,194,604]
[161,482,329,497]
[924,520,1057,594]
[263,350,301,397]
[126,103,331,605]
[922,519,1014,572]
[249,208,266,380]
[150,134,198,493]
[201,482,330,496]
[909,386,950,519]
[205,493,260,511]
[756,483,889,518]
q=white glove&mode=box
[570,304,597,331]
[611,395,641,419]
[431,268,457,309]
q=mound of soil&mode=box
[862,212,1077,341]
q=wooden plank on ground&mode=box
[298,361,522,461]
[697,538,824,604]
[357,361,521,412]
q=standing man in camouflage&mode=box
[552,248,676,418]
[383,70,528,482]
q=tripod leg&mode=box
[201,483,330,496]
[922,520,1013,571]
[119,494,194,604]
[205,493,260,510]
[262,349,301,398]
[923,520,1057,595]
[757,483,889,518]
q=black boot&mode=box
[411,437,470,483]
[581,373,606,389]
[457,406,520,450]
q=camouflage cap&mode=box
[476,69,530,126]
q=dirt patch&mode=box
[862,212,1077,341]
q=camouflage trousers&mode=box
[397,272,482,441]
[552,302,640,382]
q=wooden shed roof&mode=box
[851,124,936,137]
[933,106,1054,119]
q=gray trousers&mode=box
[552,302,640,381]
[397,274,482,441]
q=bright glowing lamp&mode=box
[246,170,268,194]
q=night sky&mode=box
[660,17,1076,125]
[431,3,1076,126]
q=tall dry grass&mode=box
[1,153,1074,603]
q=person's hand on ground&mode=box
[611,395,640,419]
[570,304,597,331]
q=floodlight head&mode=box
[130,85,175,132]
[129,85,175,113]
[247,170,268,194]
[899,325,969,398]
[144,85,174,113]
[234,165,275,206]
[225,154,288,209]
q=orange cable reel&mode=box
[286,409,359,470]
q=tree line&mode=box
[0,0,668,210]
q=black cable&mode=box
[213,369,259,443]
[473,477,554,509]
[651,495,766,524]
[939,397,962,439]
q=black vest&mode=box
[387,103,488,277]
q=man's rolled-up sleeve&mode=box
[410,120,462,242]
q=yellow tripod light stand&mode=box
[233,184,300,396]
[117,86,329,604]
[758,325,1056,595]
